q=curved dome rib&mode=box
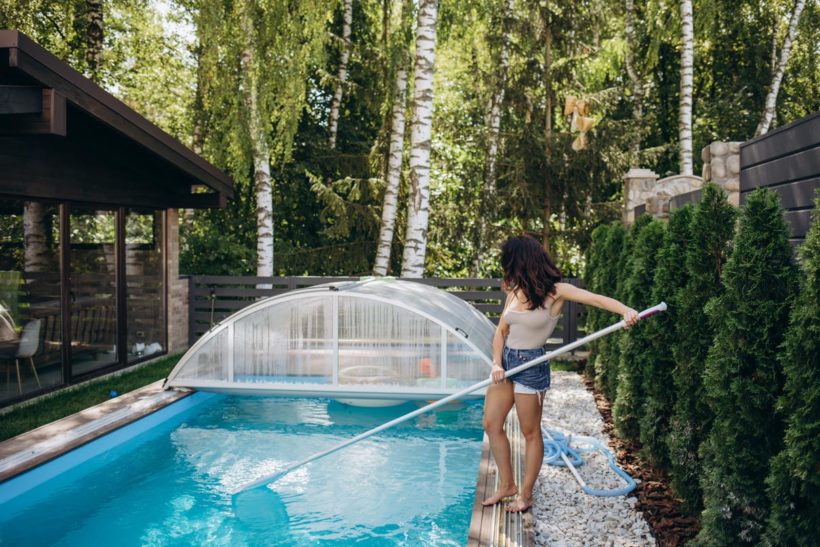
[164,279,496,400]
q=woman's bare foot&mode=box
[481,484,517,506]
[505,495,533,513]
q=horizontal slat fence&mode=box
[188,276,586,352]
[741,111,819,246]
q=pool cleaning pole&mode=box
[233,302,667,495]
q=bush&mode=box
[593,221,627,398]
[613,217,665,442]
[584,223,611,379]
[696,188,797,545]
[667,184,737,513]
[763,200,820,546]
[639,205,693,469]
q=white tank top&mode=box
[503,295,561,349]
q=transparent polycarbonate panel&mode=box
[233,296,333,384]
[344,280,495,357]
[446,332,491,388]
[175,327,230,382]
[337,296,441,388]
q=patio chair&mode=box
[3,319,42,394]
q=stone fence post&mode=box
[623,168,658,225]
[702,141,741,206]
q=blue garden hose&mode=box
[542,427,636,497]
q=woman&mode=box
[481,235,639,512]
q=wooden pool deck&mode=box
[468,409,535,547]
[0,380,191,482]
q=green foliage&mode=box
[613,217,665,442]
[639,204,693,469]
[583,222,611,378]
[763,200,820,546]
[667,184,736,513]
[594,221,627,399]
[696,188,797,545]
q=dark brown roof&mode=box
[0,30,234,208]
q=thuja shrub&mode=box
[696,188,797,546]
[583,223,611,379]
[613,217,665,443]
[667,184,736,513]
[593,221,627,398]
[763,201,820,546]
[639,205,693,469]
[602,214,652,402]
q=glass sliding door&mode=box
[126,210,165,362]
[68,207,118,377]
[0,200,62,403]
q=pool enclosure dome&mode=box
[164,278,496,402]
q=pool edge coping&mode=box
[0,381,192,483]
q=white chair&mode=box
[6,319,42,393]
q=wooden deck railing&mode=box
[187,276,586,351]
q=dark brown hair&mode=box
[500,235,562,310]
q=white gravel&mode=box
[532,371,656,547]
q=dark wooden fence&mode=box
[741,111,819,246]
[187,276,586,351]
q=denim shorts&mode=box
[502,345,551,392]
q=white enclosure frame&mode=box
[164,279,496,401]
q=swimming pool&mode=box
[0,393,484,545]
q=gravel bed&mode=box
[532,371,656,546]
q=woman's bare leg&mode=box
[481,381,516,505]
[507,391,546,512]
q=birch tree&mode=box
[756,0,806,136]
[238,1,274,281]
[373,67,407,275]
[624,0,642,155]
[401,0,439,278]
[328,0,353,149]
[679,0,694,175]
[23,203,49,273]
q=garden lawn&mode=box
[0,353,181,443]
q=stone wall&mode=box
[623,169,703,225]
[701,141,741,206]
[165,208,189,352]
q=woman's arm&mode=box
[555,282,640,327]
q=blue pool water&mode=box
[0,394,484,546]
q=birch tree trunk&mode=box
[473,0,514,275]
[678,0,694,176]
[624,0,643,155]
[373,68,408,276]
[756,0,806,137]
[23,202,49,273]
[240,4,274,283]
[328,0,353,149]
[85,0,104,82]
[401,0,439,278]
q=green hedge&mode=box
[586,184,817,546]
[667,184,737,512]
[763,200,820,545]
[696,188,797,545]
[639,204,693,469]
[583,223,611,380]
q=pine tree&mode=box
[639,204,693,469]
[667,184,736,512]
[613,217,665,442]
[696,188,797,545]
[584,222,611,379]
[763,200,820,546]
[594,221,626,398]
